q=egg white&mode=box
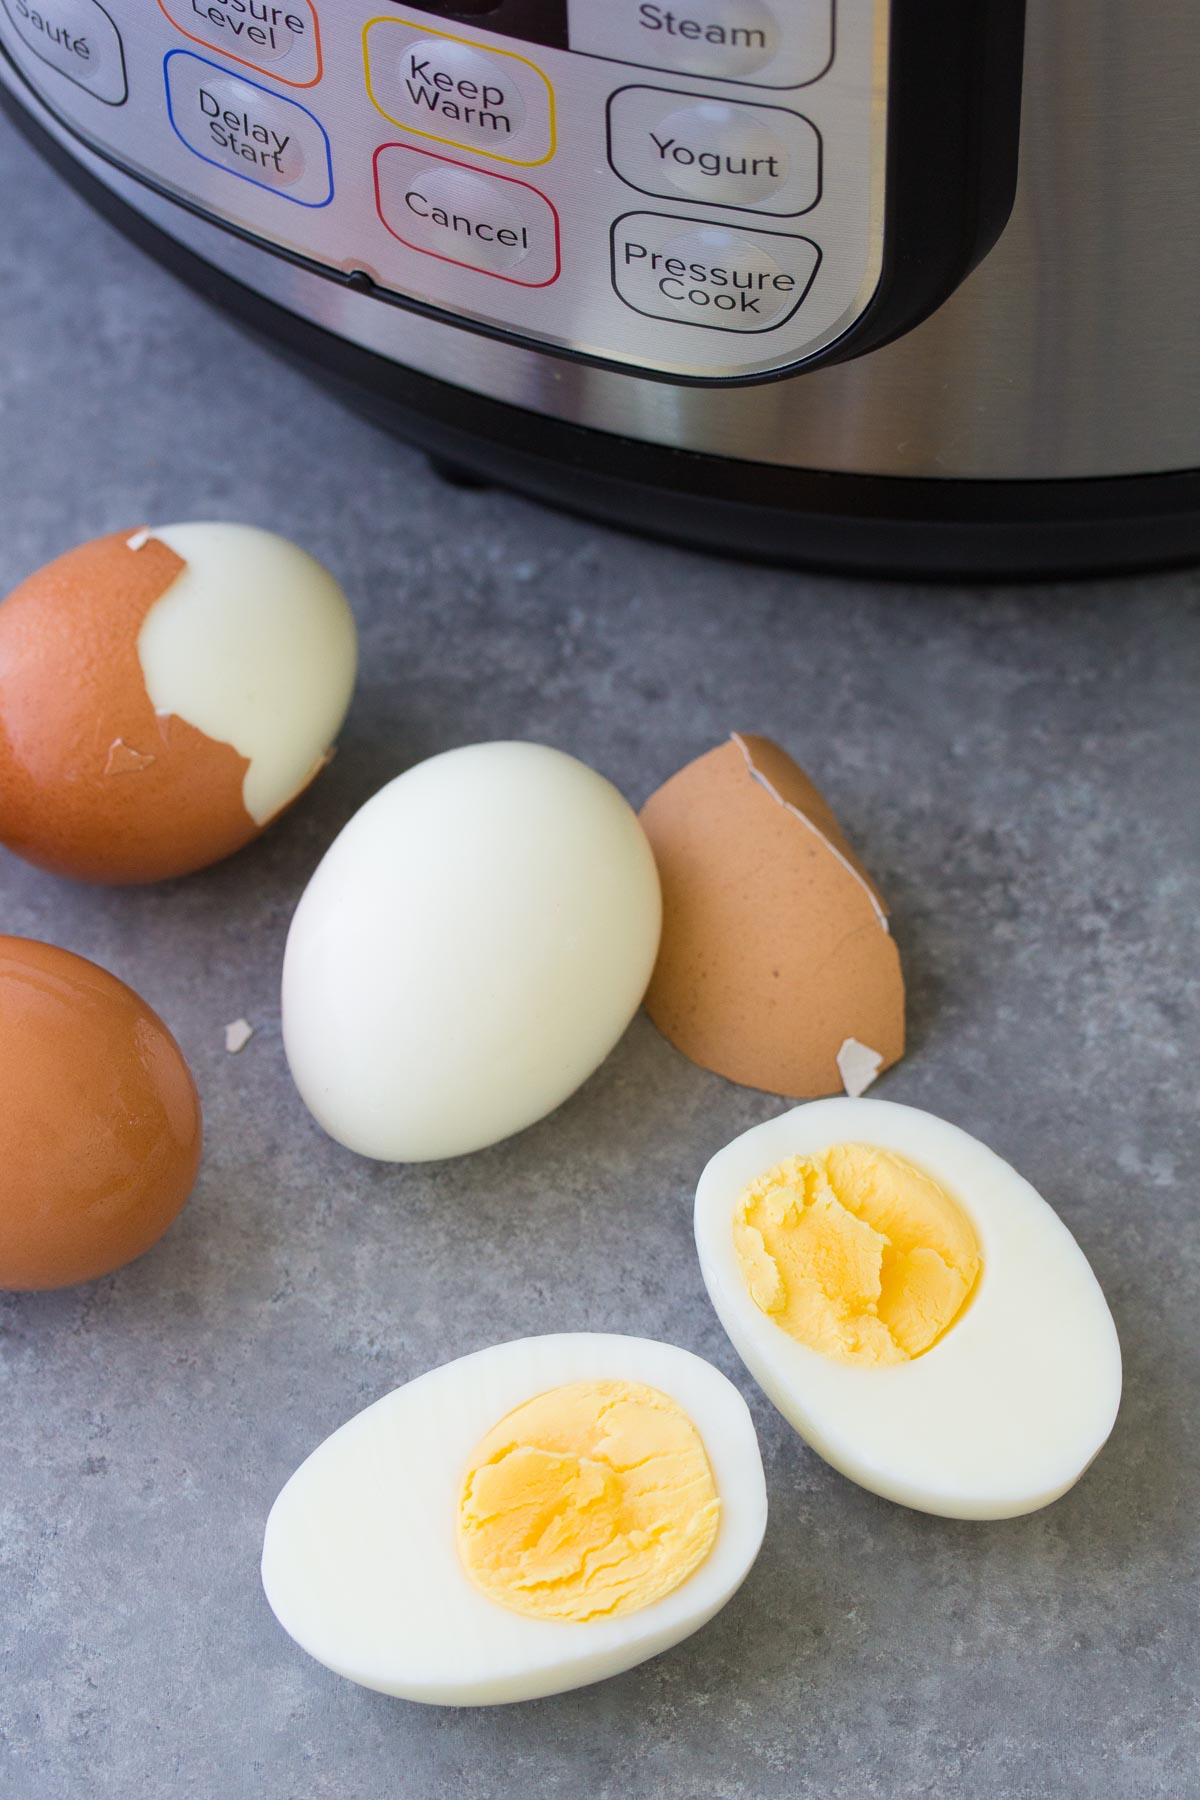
[695,1099,1122,1521]
[261,1333,767,1705]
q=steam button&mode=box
[0,0,127,104]
[567,0,832,89]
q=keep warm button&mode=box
[374,145,560,287]
[612,213,819,333]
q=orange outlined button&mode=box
[364,17,554,167]
[158,0,322,88]
[374,144,561,287]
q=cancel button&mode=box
[611,212,819,332]
[374,146,561,287]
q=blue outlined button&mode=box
[164,49,332,206]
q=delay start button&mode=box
[1,0,127,104]
[611,212,819,333]
[164,50,333,205]
[374,145,561,287]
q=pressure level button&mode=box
[608,86,820,215]
[157,0,322,87]
[611,213,819,333]
[1,0,127,104]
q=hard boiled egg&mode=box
[281,743,662,1162]
[0,523,356,883]
[695,1099,1121,1520]
[261,1334,766,1705]
[0,936,201,1289]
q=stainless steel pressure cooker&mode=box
[2,0,1197,574]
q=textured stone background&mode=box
[1,113,1198,1800]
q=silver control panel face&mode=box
[0,1,889,381]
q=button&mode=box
[164,50,333,206]
[156,0,322,89]
[364,17,555,167]
[1,0,126,104]
[374,145,560,287]
[608,86,820,215]
[611,212,819,332]
[567,0,831,89]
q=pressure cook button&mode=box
[567,0,831,89]
[611,213,819,332]
[364,18,555,167]
[157,0,322,89]
[164,50,333,205]
[374,145,561,286]
[1,0,127,104]
[608,86,820,215]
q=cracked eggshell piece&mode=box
[261,1334,767,1706]
[639,735,904,1100]
[695,1099,1123,1520]
[0,525,356,884]
[282,742,662,1162]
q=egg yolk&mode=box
[457,1380,721,1623]
[733,1144,981,1366]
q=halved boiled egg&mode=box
[695,1099,1121,1520]
[261,1334,766,1705]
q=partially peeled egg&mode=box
[695,1099,1122,1520]
[0,523,357,883]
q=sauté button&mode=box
[567,0,831,88]
[1,0,127,104]
[611,213,819,332]
[608,86,820,215]
[364,17,555,167]
[157,0,322,89]
[374,144,561,286]
[164,50,333,205]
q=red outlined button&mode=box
[373,144,561,287]
[157,0,322,88]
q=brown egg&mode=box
[639,733,905,1099]
[0,937,202,1289]
[0,524,357,884]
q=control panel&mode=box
[0,2,1019,383]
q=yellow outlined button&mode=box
[363,17,555,168]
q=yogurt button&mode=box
[1,0,127,104]
[164,51,333,206]
[608,87,820,214]
[612,214,819,332]
[374,146,561,287]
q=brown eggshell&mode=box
[0,531,256,884]
[639,733,905,1098]
[0,936,202,1290]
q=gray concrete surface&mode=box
[1,113,1198,1800]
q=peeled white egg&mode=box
[261,1333,767,1705]
[695,1098,1122,1521]
[281,742,662,1162]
